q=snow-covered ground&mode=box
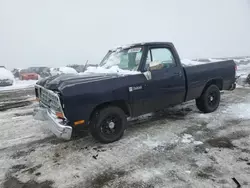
[0,80,38,92]
[0,84,250,188]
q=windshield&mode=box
[99,47,143,71]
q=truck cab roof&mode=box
[111,42,174,51]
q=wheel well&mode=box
[89,100,131,121]
[204,79,223,91]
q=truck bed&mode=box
[183,60,236,101]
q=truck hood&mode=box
[36,73,121,91]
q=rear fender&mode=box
[200,78,223,96]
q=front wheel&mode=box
[90,106,127,143]
[196,85,221,113]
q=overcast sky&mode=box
[0,0,250,69]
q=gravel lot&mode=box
[0,85,250,188]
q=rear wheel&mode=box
[196,85,221,113]
[90,106,127,143]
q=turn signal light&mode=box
[74,120,85,126]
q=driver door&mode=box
[143,46,186,112]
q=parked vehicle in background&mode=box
[19,67,51,80]
[34,42,236,143]
[0,66,15,86]
[20,71,39,80]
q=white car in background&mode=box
[0,66,15,86]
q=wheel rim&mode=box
[207,91,218,107]
[100,114,122,136]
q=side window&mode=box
[146,48,176,71]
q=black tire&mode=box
[196,85,221,113]
[90,106,127,143]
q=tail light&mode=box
[235,65,237,71]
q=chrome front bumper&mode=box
[33,106,72,140]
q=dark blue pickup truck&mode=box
[34,42,236,143]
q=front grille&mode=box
[38,87,62,112]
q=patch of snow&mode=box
[137,113,154,120]
[0,79,37,91]
[235,61,250,86]
[237,63,250,75]
[206,121,221,129]
[197,113,210,119]
[143,133,179,149]
[128,113,153,121]
[234,59,243,63]
[237,63,250,69]
[236,84,250,89]
[143,137,165,148]
[183,134,193,139]
[233,58,250,63]
[82,65,141,75]
[208,58,222,62]
[225,102,250,120]
[129,168,162,182]
[0,67,14,81]
[101,52,122,68]
[59,67,78,74]
[181,134,203,145]
[236,76,248,86]
[181,59,204,66]
[181,134,194,144]
[50,67,78,76]
[0,105,51,150]
[193,141,203,145]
